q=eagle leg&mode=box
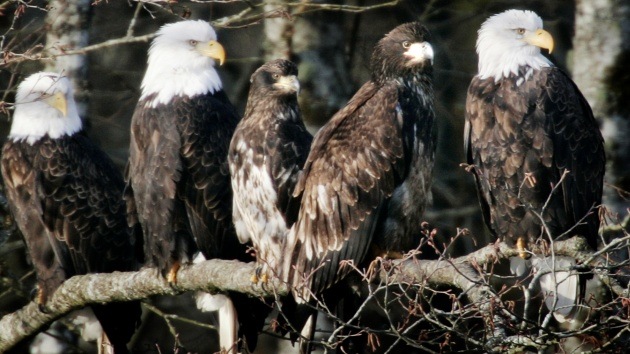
[516,237,531,260]
[167,261,181,285]
[251,265,270,285]
[36,287,50,313]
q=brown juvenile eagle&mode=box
[1,72,140,353]
[465,10,605,325]
[126,20,262,353]
[284,21,436,306]
[229,59,312,282]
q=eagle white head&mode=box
[141,20,226,108]
[9,72,82,145]
[476,10,554,82]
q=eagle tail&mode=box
[91,300,141,354]
[218,296,239,354]
[275,296,317,351]
[298,312,317,354]
[535,256,590,328]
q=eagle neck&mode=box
[140,60,223,108]
[244,94,299,123]
[478,50,552,83]
[397,73,433,109]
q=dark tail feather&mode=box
[275,296,317,352]
[91,300,141,353]
[230,291,272,353]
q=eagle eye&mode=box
[189,40,198,46]
[515,28,526,35]
[272,73,280,80]
[402,41,411,49]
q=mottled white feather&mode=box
[141,20,223,108]
[477,9,552,81]
[230,142,288,275]
[9,72,82,145]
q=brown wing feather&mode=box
[178,91,242,260]
[127,95,187,276]
[2,135,140,351]
[1,142,64,303]
[542,68,604,248]
[286,82,404,298]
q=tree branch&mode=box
[0,236,627,351]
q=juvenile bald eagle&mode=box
[285,21,436,304]
[229,59,312,283]
[1,72,140,353]
[465,10,605,325]
[126,20,257,353]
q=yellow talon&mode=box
[251,274,259,284]
[167,261,181,284]
[516,237,530,259]
[261,273,269,284]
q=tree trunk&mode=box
[263,0,353,129]
[571,0,630,221]
[44,0,91,117]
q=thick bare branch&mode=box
[0,236,627,351]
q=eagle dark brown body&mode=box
[127,90,240,274]
[2,134,140,353]
[465,66,605,251]
[285,22,437,300]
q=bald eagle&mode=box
[465,10,605,325]
[285,21,436,305]
[1,72,140,353]
[229,59,312,283]
[125,20,259,353]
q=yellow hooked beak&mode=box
[45,92,68,117]
[525,29,554,54]
[197,40,226,66]
[274,75,300,93]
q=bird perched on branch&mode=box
[464,9,605,327]
[1,72,141,353]
[228,59,312,351]
[283,21,436,350]
[229,59,312,283]
[126,20,262,353]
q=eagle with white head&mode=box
[465,10,605,327]
[2,72,141,353]
[126,20,265,353]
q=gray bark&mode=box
[292,0,353,128]
[571,0,630,219]
[43,0,90,117]
[263,0,293,61]
[262,0,353,129]
[1,235,626,352]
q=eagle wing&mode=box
[179,91,242,259]
[286,81,406,298]
[464,84,494,237]
[38,136,136,275]
[541,68,605,248]
[1,143,64,303]
[2,137,137,298]
[126,98,186,274]
[268,116,313,228]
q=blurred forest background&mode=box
[0,0,628,353]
